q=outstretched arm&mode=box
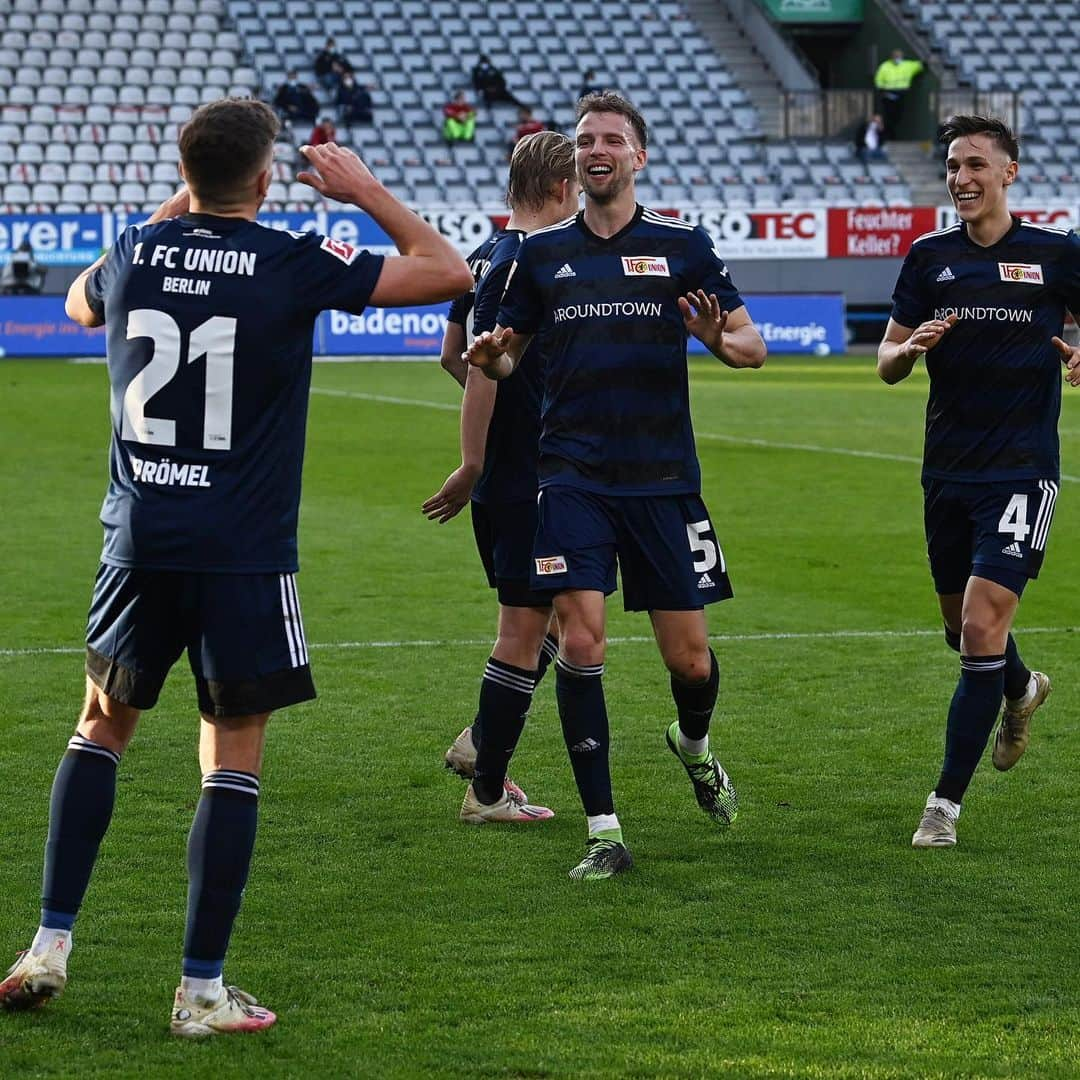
[1053,333,1080,387]
[465,325,534,380]
[877,314,957,384]
[297,143,472,305]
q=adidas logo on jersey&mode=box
[1001,542,1023,558]
[554,263,576,279]
[697,573,715,589]
[936,266,955,282]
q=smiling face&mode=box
[946,132,1017,226]
[575,110,646,205]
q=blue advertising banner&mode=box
[1,293,844,358]
[0,214,111,265]
[692,293,846,355]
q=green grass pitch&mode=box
[1,355,1079,1078]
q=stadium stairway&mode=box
[681,0,783,138]
[886,140,944,206]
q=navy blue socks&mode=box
[556,656,614,816]
[936,654,1006,803]
[472,658,536,804]
[183,770,259,980]
[41,734,120,931]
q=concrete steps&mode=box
[887,140,946,205]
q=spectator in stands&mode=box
[314,38,352,94]
[310,117,337,147]
[579,70,603,100]
[337,74,374,126]
[854,113,886,165]
[274,71,318,126]
[1,239,44,295]
[874,49,924,139]
[443,90,477,144]
[514,107,545,143]
[471,54,526,109]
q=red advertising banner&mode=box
[827,207,938,257]
[935,205,1078,230]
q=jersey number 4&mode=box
[122,309,237,451]
[998,494,1031,542]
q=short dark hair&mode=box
[939,114,1019,162]
[507,130,576,211]
[179,98,280,203]
[575,91,647,149]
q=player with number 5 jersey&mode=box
[468,93,766,880]
[0,98,471,1034]
[878,114,1080,849]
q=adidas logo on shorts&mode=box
[697,573,715,589]
[1001,542,1023,558]
[554,263,576,279]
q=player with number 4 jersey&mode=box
[468,94,766,880]
[0,98,471,1033]
[879,114,1080,849]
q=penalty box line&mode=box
[2,626,1077,659]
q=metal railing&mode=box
[780,89,1023,139]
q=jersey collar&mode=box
[960,213,1022,251]
[576,203,644,244]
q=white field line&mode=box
[310,386,1080,482]
[2,626,1076,660]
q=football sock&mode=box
[180,975,224,1003]
[30,926,71,958]
[671,648,719,749]
[586,813,621,841]
[472,657,536,804]
[556,656,614,816]
[943,624,961,652]
[41,734,120,930]
[1003,634,1031,702]
[935,654,1005,803]
[183,771,259,981]
[536,632,559,684]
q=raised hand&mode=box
[465,326,515,379]
[147,185,190,224]
[901,313,958,360]
[678,289,728,346]
[297,143,379,205]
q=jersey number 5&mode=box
[122,309,237,451]
[687,519,723,573]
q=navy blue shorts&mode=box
[471,499,552,608]
[530,486,734,612]
[85,564,316,716]
[923,477,1059,598]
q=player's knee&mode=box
[558,625,605,668]
[960,612,1007,655]
[78,686,139,752]
[665,647,711,684]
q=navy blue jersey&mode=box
[498,205,744,495]
[470,227,544,504]
[891,217,1080,482]
[446,228,514,339]
[86,213,384,572]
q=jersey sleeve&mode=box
[1059,230,1080,320]
[890,247,929,328]
[446,290,471,327]
[84,225,138,320]
[496,237,544,334]
[687,226,744,312]
[472,235,522,336]
[289,232,385,316]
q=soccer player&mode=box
[0,99,471,1032]
[467,93,766,879]
[423,132,580,824]
[877,114,1080,848]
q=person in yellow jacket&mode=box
[874,49,924,138]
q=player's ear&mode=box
[633,146,647,173]
[256,166,272,199]
[1003,159,1018,186]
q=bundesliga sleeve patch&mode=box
[621,256,670,277]
[320,236,361,265]
[998,262,1044,284]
